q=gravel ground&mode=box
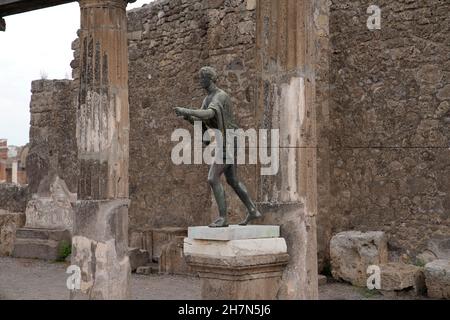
[0,257,423,300]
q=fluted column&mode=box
[256,0,323,300]
[77,0,129,200]
[71,0,131,300]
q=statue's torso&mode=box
[201,89,239,131]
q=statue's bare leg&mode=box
[208,162,229,228]
[225,164,262,226]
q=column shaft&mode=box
[77,0,129,200]
[256,0,321,300]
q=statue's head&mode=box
[199,66,218,89]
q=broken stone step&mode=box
[136,263,160,275]
[16,228,71,242]
[13,238,61,260]
[129,247,150,272]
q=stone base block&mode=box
[424,260,450,299]
[184,238,287,257]
[0,210,25,256]
[12,228,71,260]
[378,263,425,296]
[152,227,187,262]
[160,236,194,276]
[330,231,388,287]
[184,230,289,300]
[185,253,289,300]
[136,263,159,275]
[188,225,280,241]
[70,199,130,300]
[129,247,149,272]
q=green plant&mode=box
[57,240,72,262]
[360,287,381,299]
[414,259,426,268]
[321,261,332,277]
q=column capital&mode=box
[78,0,134,10]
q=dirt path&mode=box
[0,257,422,300]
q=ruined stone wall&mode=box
[0,184,28,213]
[27,80,78,194]
[320,0,450,263]
[126,0,257,230]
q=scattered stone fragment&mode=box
[330,231,388,287]
[424,260,450,299]
[129,247,150,272]
[378,263,425,297]
[318,275,327,286]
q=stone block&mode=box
[246,0,256,11]
[0,210,25,256]
[160,236,194,276]
[129,247,149,272]
[136,266,151,275]
[152,227,187,261]
[12,228,71,260]
[318,275,327,286]
[129,228,153,261]
[330,231,388,287]
[379,263,425,296]
[417,238,450,264]
[136,263,159,275]
[424,260,450,299]
[184,237,287,257]
[185,253,289,300]
[188,225,280,241]
[25,177,75,231]
[184,229,289,300]
[129,230,144,248]
[70,199,130,300]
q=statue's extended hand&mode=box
[174,107,189,117]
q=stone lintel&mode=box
[188,225,280,241]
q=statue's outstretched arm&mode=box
[175,107,215,121]
[187,109,215,120]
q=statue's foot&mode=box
[208,217,229,228]
[239,209,262,226]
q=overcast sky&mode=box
[0,0,151,146]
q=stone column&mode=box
[71,0,131,300]
[255,0,321,299]
[11,161,18,184]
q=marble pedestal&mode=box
[184,225,289,300]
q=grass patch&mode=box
[57,240,71,262]
[414,259,426,268]
[360,287,381,299]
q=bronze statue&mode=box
[175,66,262,228]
